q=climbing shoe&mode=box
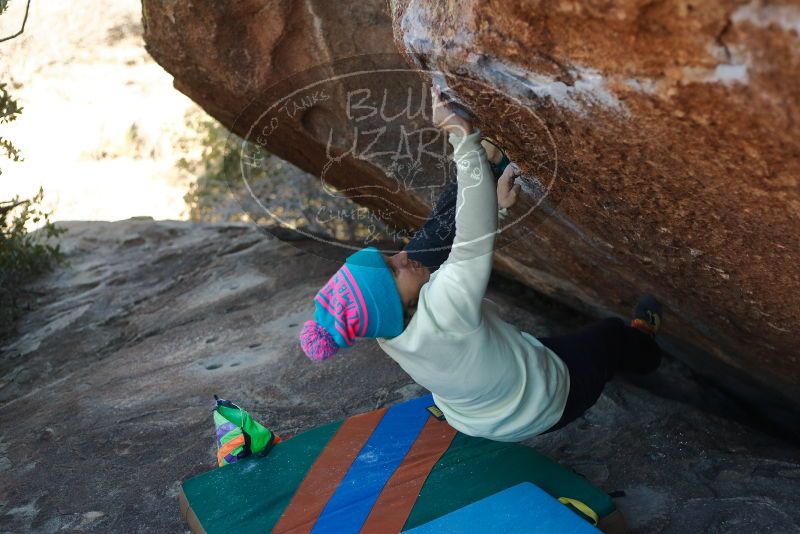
[631,294,663,336]
[213,395,280,467]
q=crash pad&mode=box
[404,482,599,533]
[179,394,625,533]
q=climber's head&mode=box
[299,247,424,361]
[383,250,430,310]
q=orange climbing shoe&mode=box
[631,294,663,336]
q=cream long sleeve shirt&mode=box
[378,129,570,441]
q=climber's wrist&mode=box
[441,121,473,135]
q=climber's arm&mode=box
[426,128,498,330]
[421,86,528,330]
[405,143,515,271]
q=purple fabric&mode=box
[215,422,237,448]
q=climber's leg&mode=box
[405,139,507,271]
[540,316,662,432]
[405,176,458,271]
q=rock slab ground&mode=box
[0,220,798,533]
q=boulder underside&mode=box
[141,0,800,427]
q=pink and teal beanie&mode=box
[299,247,404,361]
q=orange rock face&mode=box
[391,0,800,420]
[142,0,434,231]
[142,0,800,425]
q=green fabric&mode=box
[215,402,273,455]
[182,420,342,533]
[214,411,242,447]
[213,411,246,467]
[403,433,615,530]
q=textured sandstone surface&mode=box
[389,0,800,419]
[0,220,798,532]
[141,0,434,231]
[141,0,799,427]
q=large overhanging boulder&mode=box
[141,0,800,429]
[388,0,800,427]
[141,0,438,231]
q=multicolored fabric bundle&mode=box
[213,395,280,467]
[184,395,626,533]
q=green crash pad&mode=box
[180,394,625,533]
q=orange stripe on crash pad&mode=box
[360,417,457,534]
[216,435,245,466]
[273,408,387,534]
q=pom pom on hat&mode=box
[299,320,340,361]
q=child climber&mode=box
[299,86,662,441]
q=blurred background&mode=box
[0,0,388,339]
[0,0,197,221]
[0,0,378,233]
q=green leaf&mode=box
[0,188,66,338]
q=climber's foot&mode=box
[631,294,662,336]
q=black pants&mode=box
[405,157,506,270]
[541,317,662,432]
[405,178,459,270]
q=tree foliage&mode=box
[0,1,65,339]
[0,190,65,336]
[179,110,390,243]
[0,82,23,170]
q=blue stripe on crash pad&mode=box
[311,394,433,534]
[403,482,600,534]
